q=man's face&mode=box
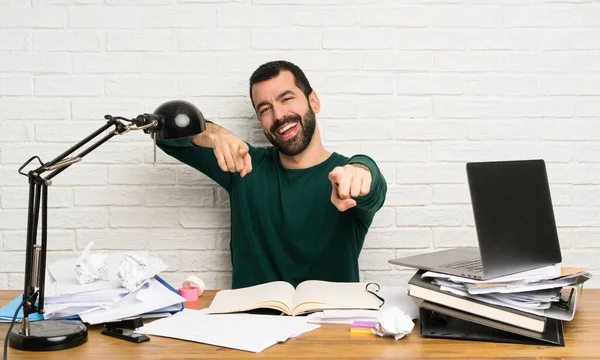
[251,71,318,156]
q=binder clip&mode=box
[553,287,575,310]
[178,275,205,301]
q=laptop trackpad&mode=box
[440,257,483,272]
[390,247,483,277]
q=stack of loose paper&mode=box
[43,252,185,324]
[419,265,591,322]
[1,251,186,325]
[137,309,320,353]
[307,286,419,324]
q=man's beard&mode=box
[264,107,316,156]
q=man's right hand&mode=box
[213,133,252,177]
[190,123,252,177]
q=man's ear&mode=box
[308,90,320,114]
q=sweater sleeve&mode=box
[346,154,387,226]
[156,136,235,193]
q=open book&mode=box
[206,280,383,316]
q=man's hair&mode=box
[249,60,313,106]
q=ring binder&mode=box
[418,302,565,347]
[429,311,448,326]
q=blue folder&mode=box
[0,295,45,323]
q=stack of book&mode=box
[406,266,591,346]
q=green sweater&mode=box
[157,137,387,289]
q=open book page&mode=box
[207,281,295,315]
[291,281,382,315]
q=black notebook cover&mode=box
[418,301,565,347]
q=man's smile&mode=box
[277,122,299,141]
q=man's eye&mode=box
[260,107,270,114]
[282,97,292,102]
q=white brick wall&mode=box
[1,0,599,291]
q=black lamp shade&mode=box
[153,100,206,140]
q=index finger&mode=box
[239,143,249,157]
[337,171,352,200]
[328,167,344,184]
[240,153,252,177]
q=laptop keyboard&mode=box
[440,259,484,273]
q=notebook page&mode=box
[207,281,295,314]
[292,281,381,315]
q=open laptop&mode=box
[388,159,562,280]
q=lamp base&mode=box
[9,319,88,351]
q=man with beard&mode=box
[157,60,387,289]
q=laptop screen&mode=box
[467,159,562,279]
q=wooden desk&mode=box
[1,289,599,359]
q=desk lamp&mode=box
[5,100,205,352]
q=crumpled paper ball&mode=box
[372,306,415,340]
[117,253,149,291]
[75,241,108,285]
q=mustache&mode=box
[270,114,302,134]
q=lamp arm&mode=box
[17,116,143,322]
[7,99,202,353]
[16,99,198,325]
[44,123,122,182]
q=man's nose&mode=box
[273,104,287,123]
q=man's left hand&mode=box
[328,164,372,212]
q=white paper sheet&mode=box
[307,286,420,324]
[465,272,591,294]
[44,287,130,304]
[436,283,583,321]
[79,277,185,325]
[137,309,320,353]
[379,286,420,319]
